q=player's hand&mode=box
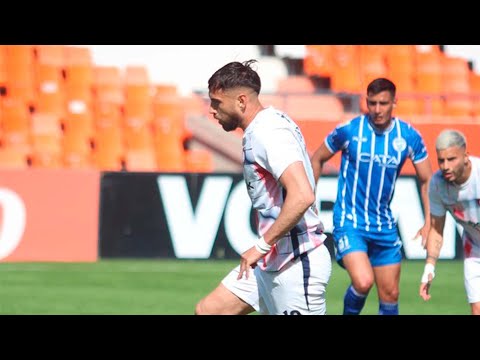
[419,263,435,301]
[237,246,262,280]
[413,223,429,248]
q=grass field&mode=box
[0,259,470,315]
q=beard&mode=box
[220,115,240,132]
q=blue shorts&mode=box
[332,226,402,268]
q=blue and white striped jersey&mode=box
[325,115,428,234]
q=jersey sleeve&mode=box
[429,174,447,217]
[252,128,303,181]
[325,120,350,154]
[408,126,429,164]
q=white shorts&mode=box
[464,257,480,304]
[222,244,332,314]
[221,264,260,312]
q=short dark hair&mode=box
[208,59,261,94]
[367,77,396,97]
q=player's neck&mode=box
[241,102,265,131]
[367,115,393,133]
[455,158,472,185]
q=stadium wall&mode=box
[0,171,463,262]
[98,172,462,261]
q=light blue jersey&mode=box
[326,115,428,235]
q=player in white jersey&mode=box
[420,129,480,315]
[195,60,331,315]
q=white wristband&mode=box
[254,236,272,255]
[421,263,435,284]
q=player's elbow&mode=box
[299,191,316,212]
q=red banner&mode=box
[0,169,100,262]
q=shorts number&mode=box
[283,310,301,315]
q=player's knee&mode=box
[352,278,374,294]
[388,288,400,302]
[380,287,400,302]
[471,302,480,315]
[195,299,208,315]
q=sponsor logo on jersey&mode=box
[358,153,400,168]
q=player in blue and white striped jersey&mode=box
[311,78,432,315]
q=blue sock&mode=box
[378,301,398,315]
[343,285,367,315]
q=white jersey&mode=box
[429,156,480,258]
[242,106,326,271]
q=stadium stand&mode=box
[1,45,480,174]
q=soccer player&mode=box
[310,77,432,315]
[419,129,480,315]
[195,60,332,315]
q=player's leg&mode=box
[256,244,332,315]
[470,302,480,315]
[195,265,259,315]
[342,252,374,314]
[195,283,255,315]
[373,263,401,314]
[370,233,402,315]
[464,257,480,315]
[333,228,374,315]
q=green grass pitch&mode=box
[0,259,469,315]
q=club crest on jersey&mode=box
[392,137,407,152]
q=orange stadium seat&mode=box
[0,98,31,151]
[93,100,123,129]
[36,87,65,115]
[30,134,63,168]
[0,45,7,88]
[415,50,444,118]
[153,94,185,137]
[31,112,62,136]
[124,125,154,151]
[358,45,389,90]
[185,149,214,173]
[442,56,472,118]
[64,46,93,111]
[63,105,94,140]
[330,45,362,94]
[469,71,480,118]
[92,126,124,171]
[33,46,66,116]
[0,147,29,169]
[303,45,334,79]
[5,45,35,106]
[93,66,124,105]
[153,128,186,172]
[124,148,158,172]
[62,132,93,169]
[34,45,65,67]
[154,84,178,97]
[385,45,417,92]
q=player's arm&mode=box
[237,161,315,280]
[413,158,433,245]
[419,214,446,301]
[264,161,315,244]
[311,142,335,183]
